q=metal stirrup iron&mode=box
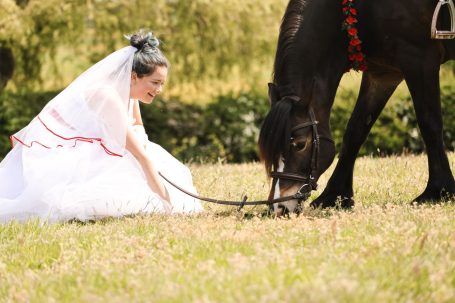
[432,0,455,39]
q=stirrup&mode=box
[432,0,455,39]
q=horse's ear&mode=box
[268,83,279,105]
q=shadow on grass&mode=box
[65,214,141,226]
[207,201,354,221]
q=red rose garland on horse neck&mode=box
[342,0,367,72]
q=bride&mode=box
[0,30,203,223]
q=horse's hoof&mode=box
[413,188,455,204]
[310,195,355,209]
[338,197,355,209]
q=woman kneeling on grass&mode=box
[0,30,203,223]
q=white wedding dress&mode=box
[0,99,202,223]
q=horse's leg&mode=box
[401,52,455,202]
[311,70,403,208]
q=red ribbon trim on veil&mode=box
[10,116,123,157]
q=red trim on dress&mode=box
[9,116,123,157]
[10,135,52,149]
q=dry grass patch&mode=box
[0,153,454,302]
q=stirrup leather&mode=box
[432,0,455,39]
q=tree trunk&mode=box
[15,0,30,8]
[0,46,14,92]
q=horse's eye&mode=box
[291,140,307,151]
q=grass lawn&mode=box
[1,153,454,302]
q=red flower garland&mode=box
[342,0,367,71]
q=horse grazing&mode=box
[258,0,455,215]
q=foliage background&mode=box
[0,0,284,100]
[0,0,454,162]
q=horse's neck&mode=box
[274,0,344,92]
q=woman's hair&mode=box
[127,30,169,78]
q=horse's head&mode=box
[258,82,335,216]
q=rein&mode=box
[158,85,331,211]
[158,172,310,209]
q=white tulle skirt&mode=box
[0,141,202,223]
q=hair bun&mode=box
[127,30,160,50]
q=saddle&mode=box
[432,0,455,39]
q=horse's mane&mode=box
[258,0,307,175]
[258,99,293,176]
[273,0,306,83]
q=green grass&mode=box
[1,153,454,302]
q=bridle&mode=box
[269,95,321,205]
[265,82,335,210]
[159,85,333,210]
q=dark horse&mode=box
[258,0,455,214]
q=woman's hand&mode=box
[126,126,171,207]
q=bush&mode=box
[331,85,455,155]
[1,87,454,162]
[0,91,270,162]
[0,90,59,158]
[331,88,412,156]
[142,93,269,162]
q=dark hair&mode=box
[127,30,169,78]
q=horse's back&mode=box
[361,0,455,63]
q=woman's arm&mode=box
[125,126,170,203]
[131,100,148,148]
[132,100,144,127]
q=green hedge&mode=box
[332,85,455,155]
[0,90,57,157]
[141,93,269,162]
[1,87,454,162]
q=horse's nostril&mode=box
[276,204,290,216]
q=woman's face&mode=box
[130,65,168,104]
